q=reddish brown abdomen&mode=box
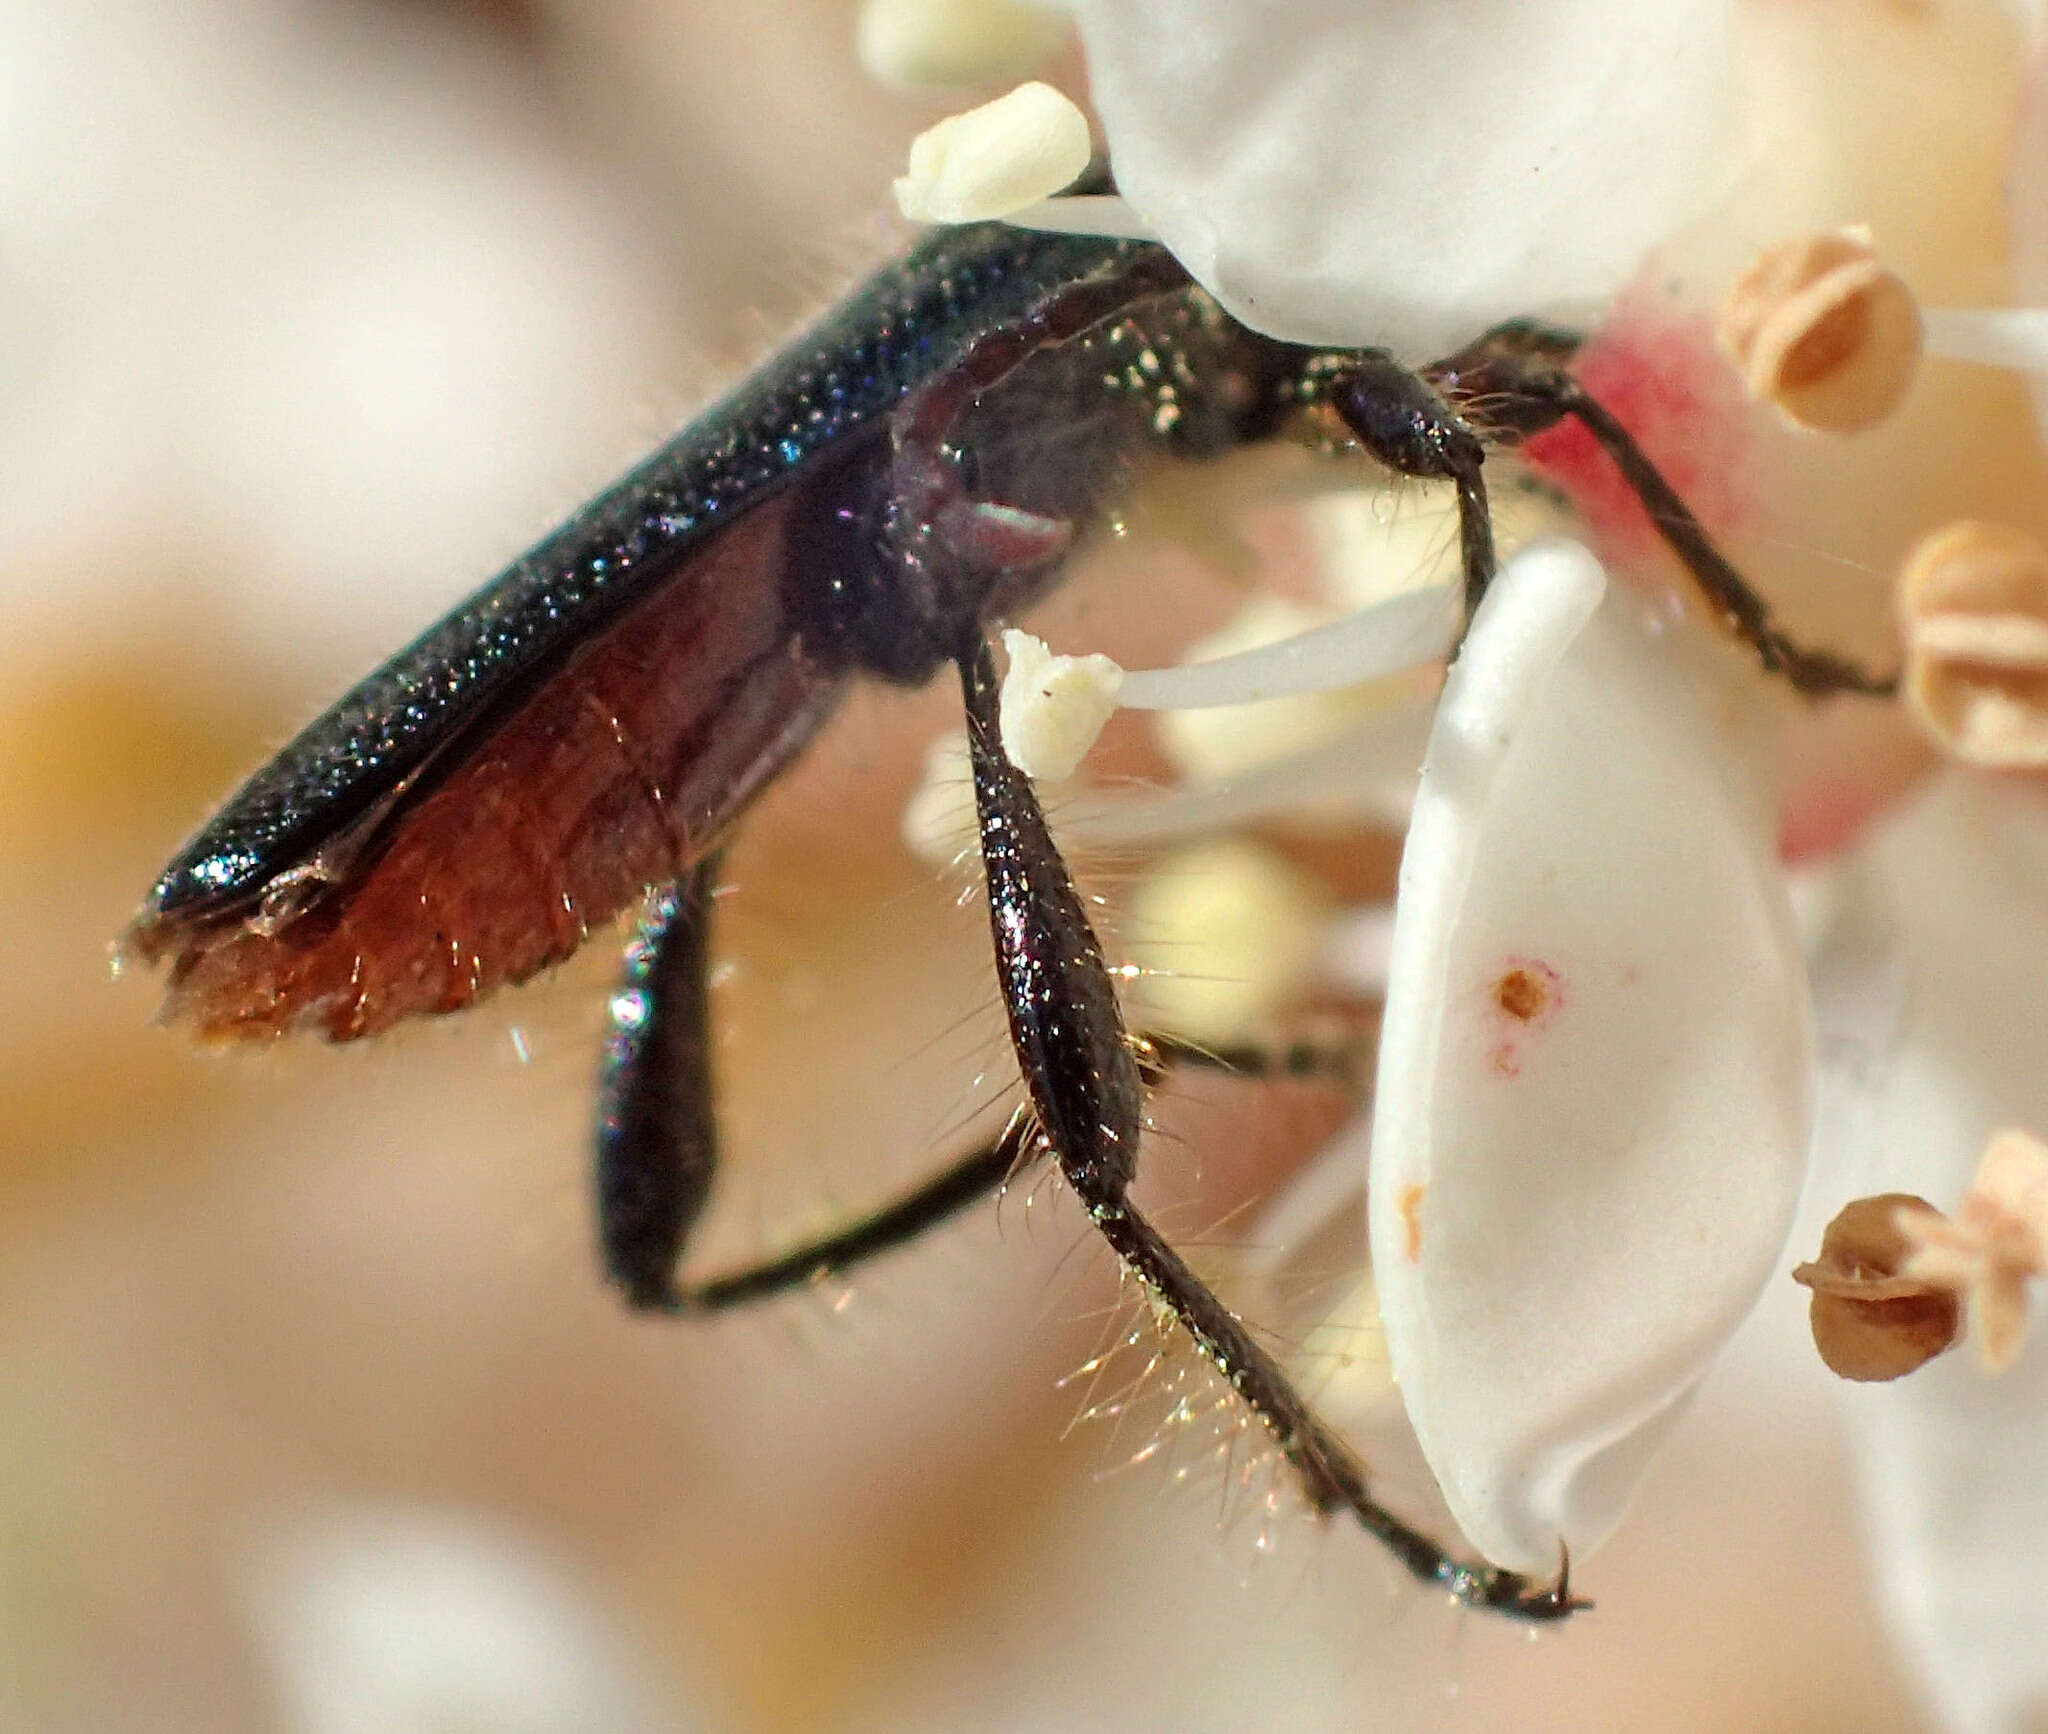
[154,496,842,1040]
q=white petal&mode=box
[1064,0,1734,355]
[1369,542,1812,1574]
[1812,772,2048,1734]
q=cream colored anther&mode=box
[997,629,1122,782]
[1717,227,1921,433]
[893,82,1093,224]
[1899,521,2048,768]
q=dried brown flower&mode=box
[1792,1193,1962,1381]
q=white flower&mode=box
[240,1502,700,1734]
[1808,776,2048,1732]
[1055,0,1737,356]
[872,0,2048,1713]
[1002,538,1815,1579]
[882,7,2048,1699]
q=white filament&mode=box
[1115,583,1459,710]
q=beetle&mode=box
[123,210,1888,1620]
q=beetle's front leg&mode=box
[1423,320,1898,697]
[1313,351,1497,620]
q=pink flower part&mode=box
[1522,285,1755,570]
[1778,776,1896,869]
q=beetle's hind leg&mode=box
[592,835,1368,1308]
[599,925,1365,1313]
[593,858,1031,1314]
[594,860,724,1310]
[1423,319,1898,697]
[595,859,1045,1311]
[675,1034,1372,1307]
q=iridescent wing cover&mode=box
[126,225,1177,1039]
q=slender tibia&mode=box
[1425,322,1898,698]
[662,1033,1364,1312]
[685,1114,1037,1312]
[1091,1199,1579,1618]
[1553,388,1894,695]
[960,632,1579,1620]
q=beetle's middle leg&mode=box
[955,632,1578,1621]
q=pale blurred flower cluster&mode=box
[10,1,2048,1731]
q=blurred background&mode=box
[3,0,2024,1727]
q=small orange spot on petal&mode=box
[1398,1183,1426,1263]
[1494,966,1549,1022]
[1484,959,1562,1082]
